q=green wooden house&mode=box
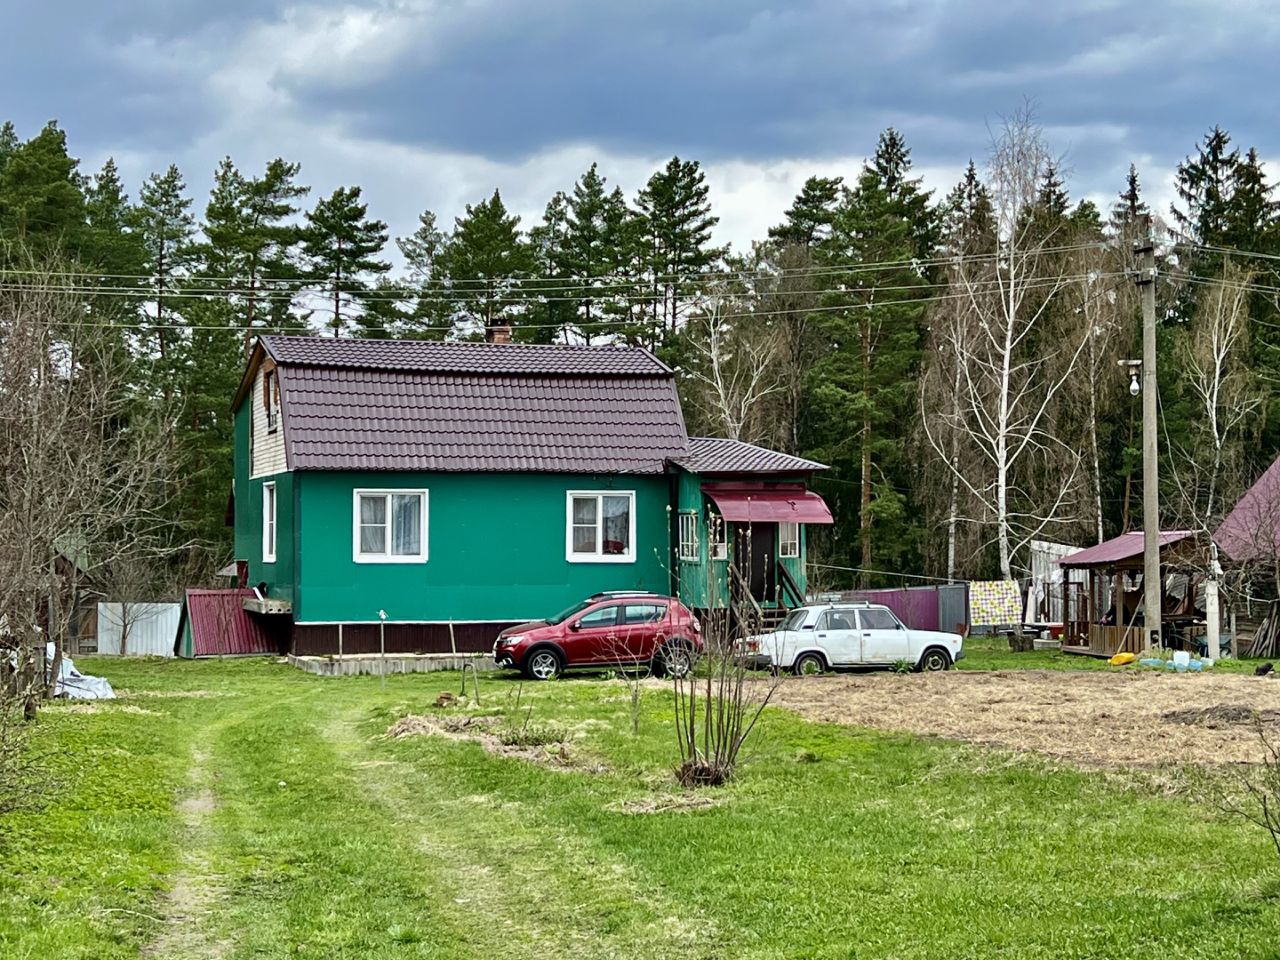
[230,336,832,655]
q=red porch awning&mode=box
[702,484,834,524]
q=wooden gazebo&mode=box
[1058,530,1201,656]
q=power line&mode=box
[5,273,1122,334]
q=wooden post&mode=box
[337,622,343,660]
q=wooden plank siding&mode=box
[250,364,287,479]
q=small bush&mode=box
[892,659,913,675]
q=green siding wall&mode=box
[233,403,297,607]
[671,467,810,610]
[293,471,672,623]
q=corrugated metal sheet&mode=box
[179,589,284,658]
[1059,530,1194,568]
[281,367,688,473]
[702,484,834,523]
[97,602,181,656]
[843,584,970,632]
[262,335,671,376]
[674,437,827,474]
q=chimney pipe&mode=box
[486,324,512,345]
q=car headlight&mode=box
[501,634,526,645]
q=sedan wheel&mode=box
[920,648,951,672]
[794,653,825,677]
[525,649,562,681]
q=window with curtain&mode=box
[567,491,634,562]
[354,489,427,562]
[779,522,800,558]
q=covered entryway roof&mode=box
[702,483,834,524]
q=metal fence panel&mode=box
[96,602,181,656]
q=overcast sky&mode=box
[4,1,1277,256]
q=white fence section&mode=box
[96,602,181,657]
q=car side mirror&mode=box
[568,621,581,632]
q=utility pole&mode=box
[1136,217,1162,649]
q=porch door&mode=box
[735,522,776,604]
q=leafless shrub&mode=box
[1198,717,1280,861]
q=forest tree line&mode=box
[0,109,1278,590]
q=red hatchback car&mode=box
[493,592,702,680]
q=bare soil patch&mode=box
[386,713,607,772]
[610,793,723,815]
[47,703,162,716]
[768,669,1280,767]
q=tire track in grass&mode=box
[327,708,728,960]
[142,745,232,960]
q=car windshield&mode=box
[546,599,595,625]
[778,608,809,631]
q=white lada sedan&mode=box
[744,602,965,675]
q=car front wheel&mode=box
[918,648,952,672]
[523,648,563,681]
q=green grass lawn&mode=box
[2,656,1279,959]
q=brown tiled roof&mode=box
[262,335,671,376]
[262,337,687,474]
[673,437,827,475]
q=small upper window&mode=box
[779,521,799,558]
[678,513,699,562]
[264,369,281,434]
[354,490,427,563]
[567,491,635,563]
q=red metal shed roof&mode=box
[1058,530,1195,568]
[673,437,828,475]
[702,484,834,524]
[247,337,687,474]
[178,589,282,657]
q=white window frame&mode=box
[264,369,280,435]
[678,512,699,562]
[352,489,429,564]
[566,490,637,564]
[708,512,728,561]
[779,521,800,559]
[262,482,277,563]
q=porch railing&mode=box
[778,564,805,609]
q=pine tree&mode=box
[397,208,451,339]
[1109,164,1149,239]
[527,191,575,343]
[1172,126,1240,248]
[302,186,390,336]
[83,158,145,327]
[435,189,534,339]
[769,175,842,248]
[636,157,722,344]
[0,121,86,254]
[241,159,310,336]
[0,122,19,171]
[806,134,933,578]
[134,164,196,399]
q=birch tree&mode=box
[923,109,1089,579]
[1177,263,1262,524]
[680,292,785,444]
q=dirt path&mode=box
[769,668,1280,766]
[142,746,230,959]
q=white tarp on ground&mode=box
[96,602,181,657]
[47,642,115,699]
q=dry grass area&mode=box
[769,669,1280,766]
